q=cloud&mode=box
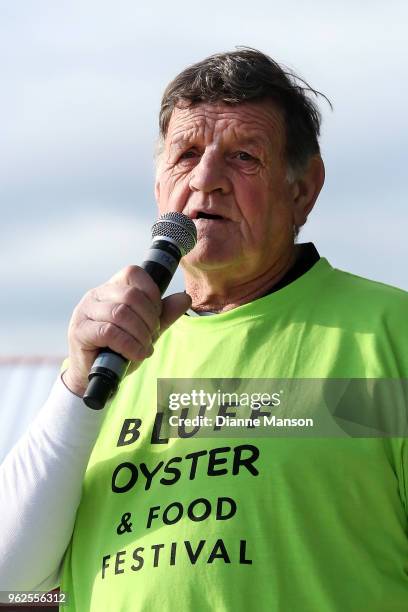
[1,209,152,290]
[301,200,408,290]
[0,0,407,354]
[0,207,189,354]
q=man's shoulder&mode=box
[330,265,407,298]
[326,263,408,319]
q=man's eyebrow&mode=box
[167,132,199,153]
[168,135,268,151]
[169,137,192,149]
[233,137,267,151]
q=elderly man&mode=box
[1,49,408,612]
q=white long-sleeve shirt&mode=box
[0,375,106,595]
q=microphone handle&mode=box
[82,239,182,410]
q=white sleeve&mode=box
[0,374,107,593]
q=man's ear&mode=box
[292,156,325,228]
[154,146,164,205]
[154,178,160,205]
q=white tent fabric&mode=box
[0,358,63,463]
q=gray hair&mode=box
[156,47,331,180]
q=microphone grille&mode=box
[151,212,197,256]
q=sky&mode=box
[1,0,407,356]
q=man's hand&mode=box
[62,265,191,397]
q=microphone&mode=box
[83,212,197,410]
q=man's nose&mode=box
[189,150,231,194]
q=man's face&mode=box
[155,100,300,277]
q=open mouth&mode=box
[196,212,224,220]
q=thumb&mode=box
[159,292,192,335]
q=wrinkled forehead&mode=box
[165,100,286,152]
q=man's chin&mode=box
[181,246,238,272]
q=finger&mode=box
[108,265,162,312]
[91,285,160,335]
[82,300,154,350]
[159,292,192,335]
[75,318,154,362]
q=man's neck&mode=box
[183,247,298,314]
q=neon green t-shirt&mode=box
[60,258,408,611]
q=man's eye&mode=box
[234,151,256,161]
[179,150,198,160]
